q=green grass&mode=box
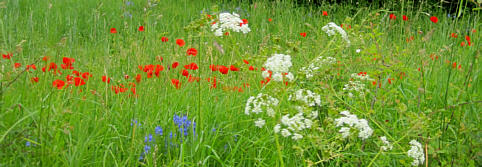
[0,0,480,166]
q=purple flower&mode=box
[155,126,163,135]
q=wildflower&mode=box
[430,16,438,23]
[403,15,408,21]
[14,63,21,68]
[176,39,185,47]
[171,79,180,89]
[268,18,272,22]
[451,33,458,38]
[245,93,279,117]
[299,56,336,79]
[211,12,250,36]
[138,26,144,32]
[356,49,361,53]
[102,76,111,84]
[407,140,425,166]
[322,11,328,16]
[184,63,198,70]
[288,89,321,107]
[2,53,12,59]
[160,37,169,42]
[218,65,229,74]
[243,59,249,64]
[380,136,393,151]
[172,62,179,69]
[389,14,396,20]
[300,32,307,37]
[186,48,198,56]
[254,118,266,128]
[334,111,373,140]
[144,134,153,143]
[74,77,86,86]
[229,65,239,71]
[274,112,316,141]
[52,80,65,89]
[262,54,294,82]
[110,28,117,34]
[321,22,350,46]
[31,77,39,83]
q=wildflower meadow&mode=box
[0,0,480,166]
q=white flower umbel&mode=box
[274,112,315,141]
[254,118,266,128]
[350,73,374,81]
[407,140,425,166]
[211,12,250,36]
[343,81,368,97]
[288,89,321,107]
[263,54,294,82]
[334,111,373,140]
[380,136,393,151]
[299,56,336,79]
[245,93,279,117]
[321,22,350,46]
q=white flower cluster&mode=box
[380,136,393,151]
[211,12,251,36]
[343,81,368,98]
[274,112,317,141]
[407,140,425,166]
[245,93,279,128]
[262,54,294,82]
[321,22,350,46]
[288,89,321,107]
[299,56,336,79]
[334,111,373,140]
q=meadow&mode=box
[0,0,480,166]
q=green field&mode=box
[0,0,480,166]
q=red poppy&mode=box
[171,79,180,89]
[52,80,65,89]
[186,48,198,56]
[48,63,58,72]
[451,33,458,38]
[224,32,229,36]
[176,39,185,47]
[31,77,39,83]
[230,65,239,71]
[155,65,164,77]
[430,16,438,23]
[182,69,189,77]
[465,35,470,42]
[388,78,392,84]
[66,75,74,81]
[268,18,272,22]
[402,15,408,21]
[2,53,12,59]
[131,87,136,95]
[26,64,37,71]
[322,11,328,16]
[124,75,129,79]
[161,36,168,42]
[461,41,465,46]
[74,77,86,86]
[61,57,75,69]
[389,14,396,20]
[73,70,80,76]
[110,28,117,34]
[249,66,255,71]
[452,62,457,68]
[138,26,144,32]
[218,65,229,74]
[184,63,198,70]
[300,32,307,37]
[243,59,249,64]
[81,72,92,80]
[209,65,218,71]
[188,75,200,82]
[14,63,21,68]
[102,76,111,84]
[42,56,50,61]
[135,74,141,83]
[172,62,179,69]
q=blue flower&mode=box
[26,141,31,147]
[144,134,153,143]
[155,126,163,135]
[144,144,151,154]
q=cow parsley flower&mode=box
[288,89,321,107]
[380,136,393,151]
[274,112,316,141]
[299,56,336,79]
[334,111,373,140]
[254,118,266,128]
[211,12,250,36]
[322,22,350,46]
[245,93,279,117]
[343,81,368,97]
[263,54,294,82]
[407,140,425,166]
